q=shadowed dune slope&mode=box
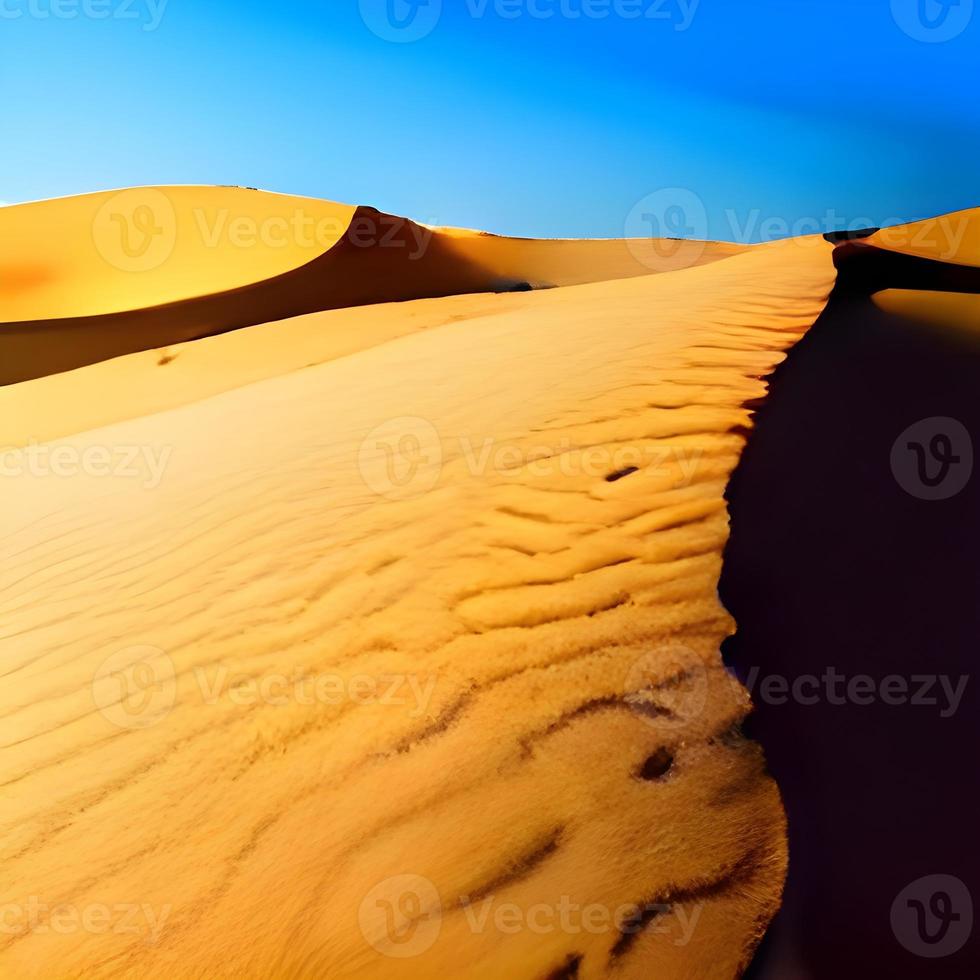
[0,187,746,386]
[0,291,554,448]
[0,237,835,978]
[0,241,763,450]
[0,204,510,386]
[726,236,980,980]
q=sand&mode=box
[0,186,358,321]
[869,206,980,267]
[723,223,980,978]
[0,188,746,387]
[0,190,836,979]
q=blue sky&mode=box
[0,0,977,239]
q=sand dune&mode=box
[0,187,746,386]
[433,224,748,288]
[0,224,835,978]
[861,209,980,345]
[869,206,980,267]
[0,291,547,449]
[725,228,980,978]
[0,186,357,321]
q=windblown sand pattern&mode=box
[0,192,836,978]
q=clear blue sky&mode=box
[1,0,977,239]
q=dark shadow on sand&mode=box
[723,245,980,978]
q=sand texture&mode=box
[0,191,836,979]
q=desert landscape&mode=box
[1,187,977,978]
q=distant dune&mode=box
[0,187,358,320]
[0,187,745,386]
[868,206,980,266]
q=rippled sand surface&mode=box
[0,201,836,978]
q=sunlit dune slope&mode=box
[833,211,980,336]
[0,235,835,979]
[438,226,748,287]
[0,291,541,448]
[0,186,746,386]
[0,186,357,320]
[1,243,758,449]
[873,289,980,334]
[870,206,980,267]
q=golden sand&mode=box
[870,207,980,267]
[0,186,357,321]
[0,188,747,388]
[0,191,836,978]
[868,208,980,335]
